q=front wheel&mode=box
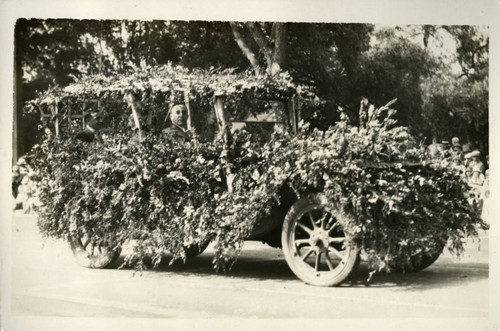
[68,235,121,269]
[282,194,360,287]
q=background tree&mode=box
[418,25,488,150]
[351,28,439,135]
[228,22,287,75]
[14,19,488,161]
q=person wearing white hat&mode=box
[449,137,463,160]
[468,150,485,188]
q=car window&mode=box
[228,100,286,124]
[227,100,287,144]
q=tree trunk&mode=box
[229,21,288,75]
[246,22,272,65]
[229,22,262,75]
[271,23,287,74]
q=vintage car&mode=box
[27,67,451,287]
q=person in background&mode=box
[126,109,153,145]
[428,137,440,159]
[480,169,489,224]
[468,150,485,202]
[75,112,102,142]
[440,141,450,158]
[450,137,462,157]
[448,137,463,167]
[163,104,191,143]
[462,143,472,155]
[128,112,148,132]
[463,152,473,180]
[12,157,27,210]
[12,157,38,213]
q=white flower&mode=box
[251,169,260,181]
[183,205,195,216]
[196,155,206,164]
[167,171,190,184]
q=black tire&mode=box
[390,241,446,272]
[68,235,121,269]
[282,194,360,287]
[184,240,210,258]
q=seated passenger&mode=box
[75,114,102,142]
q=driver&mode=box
[163,104,191,142]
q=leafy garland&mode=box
[28,99,486,275]
[218,103,485,271]
[23,64,316,144]
[24,64,313,110]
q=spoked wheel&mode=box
[282,194,360,287]
[68,234,121,269]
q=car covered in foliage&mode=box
[25,64,486,286]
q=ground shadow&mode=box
[348,262,488,290]
[112,250,488,290]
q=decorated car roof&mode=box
[26,64,311,107]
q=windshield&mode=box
[228,99,288,143]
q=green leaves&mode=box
[27,64,303,108]
[29,100,485,274]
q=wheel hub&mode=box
[310,228,330,253]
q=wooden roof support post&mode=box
[126,93,143,141]
[183,89,193,131]
[287,95,297,134]
[65,102,71,128]
[296,94,302,130]
[53,101,59,137]
[213,96,234,193]
[82,101,87,128]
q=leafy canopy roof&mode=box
[28,64,312,106]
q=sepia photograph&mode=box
[1,1,499,330]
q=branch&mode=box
[245,22,273,64]
[229,22,262,75]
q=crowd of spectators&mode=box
[427,137,489,223]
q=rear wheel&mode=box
[390,241,446,272]
[282,194,360,287]
[68,234,121,269]
[184,240,210,258]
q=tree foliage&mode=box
[16,20,488,158]
[420,26,489,150]
[350,29,439,134]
